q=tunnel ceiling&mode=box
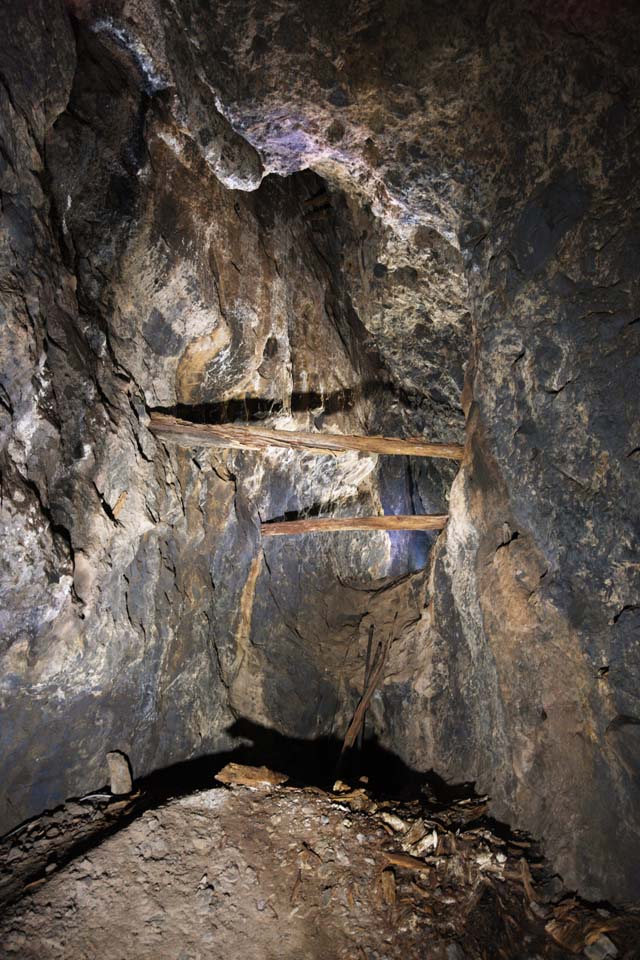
[0,0,639,905]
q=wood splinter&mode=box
[261,515,448,537]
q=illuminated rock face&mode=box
[0,0,638,902]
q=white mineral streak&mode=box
[90,19,170,93]
[443,471,484,663]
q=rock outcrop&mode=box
[0,0,638,902]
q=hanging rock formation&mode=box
[0,0,638,904]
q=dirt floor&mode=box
[0,767,638,960]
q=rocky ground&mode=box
[1,767,638,960]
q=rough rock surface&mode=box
[0,0,638,904]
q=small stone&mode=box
[447,944,467,960]
[538,875,564,901]
[379,812,408,833]
[332,780,351,794]
[529,901,550,919]
[106,751,133,795]
[584,935,619,960]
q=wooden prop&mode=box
[149,413,464,461]
[261,515,448,536]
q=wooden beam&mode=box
[261,515,448,536]
[149,413,464,460]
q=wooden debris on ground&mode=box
[1,772,638,958]
[319,776,636,958]
[214,763,288,788]
[380,868,397,905]
[545,898,621,955]
[383,851,432,872]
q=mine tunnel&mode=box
[0,1,639,957]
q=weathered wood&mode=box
[357,624,375,755]
[261,514,448,536]
[383,851,432,872]
[340,618,396,757]
[149,413,464,460]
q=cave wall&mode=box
[0,0,460,834]
[1,0,639,903]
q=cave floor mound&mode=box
[1,777,638,960]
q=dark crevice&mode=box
[13,471,86,610]
[92,481,122,526]
[0,382,13,414]
[262,500,359,525]
[613,604,639,624]
[150,381,433,427]
[496,529,520,552]
[545,378,574,396]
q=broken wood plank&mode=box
[340,618,396,758]
[357,624,375,756]
[215,763,288,788]
[383,851,432,872]
[149,413,464,460]
[261,515,448,536]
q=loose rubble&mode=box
[1,769,638,959]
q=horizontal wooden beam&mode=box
[149,413,464,460]
[261,514,449,536]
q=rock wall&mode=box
[0,0,638,902]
